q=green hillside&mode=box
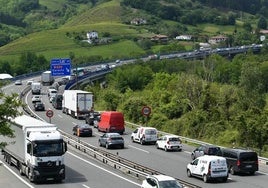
[0,0,147,62]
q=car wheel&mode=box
[164,146,168,152]
[105,143,109,149]
[203,174,208,183]
[222,177,228,182]
[191,153,195,160]
[121,144,124,149]
[249,171,255,175]
[156,143,159,149]
[98,140,102,147]
[131,137,134,142]
[187,169,192,177]
[230,166,236,175]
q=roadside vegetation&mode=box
[1,0,268,156]
[84,51,268,157]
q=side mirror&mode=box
[64,141,67,153]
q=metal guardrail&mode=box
[126,122,268,166]
[59,130,201,188]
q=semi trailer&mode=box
[1,115,67,183]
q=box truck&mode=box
[62,90,93,119]
[41,71,54,86]
[1,115,67,182]
[31,82,42,95]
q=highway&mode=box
[1,75,268,188]
[1,82,140,188]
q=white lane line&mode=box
[128,145,150,154]
[82,184,91,188]
[72,122,77,125]
[0,160,35,188]
[68,151,140,187]
[58,114,63,118]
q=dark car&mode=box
[73,124,92,137]
[191,145,222,160]
[34,102,45,111]
[221,148,258,175]
[98,133,124,149]
[85,111,100,126]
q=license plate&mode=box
[246,165,252,168]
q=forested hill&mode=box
[1,0,268,47]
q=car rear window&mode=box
[111,137,123,140]
[169,137,180,141]
[145,129,157,135]
[208,147,221,155]
[240,152,258,161]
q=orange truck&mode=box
[97,111,125,134]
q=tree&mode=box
[0,91,23,147]
[258,16,267,29]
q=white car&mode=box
[31,95,42,103]
[156,135,182,152]
[15,80,22,85]
[131,127,158,145]
[141,174,182,188]
[186,155,228,183]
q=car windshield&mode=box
[158,180,182,188]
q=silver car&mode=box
[98,133,124,149]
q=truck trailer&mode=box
[62,90,93,119]
[41,71,54,86]
[1,115,67,182]
[31,82,42,95]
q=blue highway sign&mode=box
[50,58,72,76]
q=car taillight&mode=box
[237,160,241,166]
[208,163,211,175]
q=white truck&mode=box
[1,115,67,182]
[31,82,42,95]
[41,71,54,86]
[62,90,94,119]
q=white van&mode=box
[186,155,228,183]
[131,127,158,145]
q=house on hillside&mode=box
[86,31,99,44]
[131,18,147,25]
[151,34,168,43]
[208,35,228,44]
[175,35,192,40]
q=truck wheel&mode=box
[19,164,24,176]
[187,169,192,177]
[203,174,208,183]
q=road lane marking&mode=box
[128,145,150,153]
[82,184,91,188]
[58,114,63,118]
[68,151,140,187]
[0,160,35,188]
